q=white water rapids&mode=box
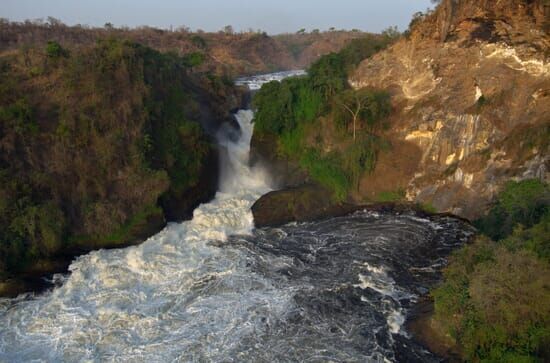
[0,110,283,362]
[235,70,307,90]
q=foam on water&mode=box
[235,70,307,91]
[0,110,282,362]
[356,263,412,335]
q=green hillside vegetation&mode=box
[0,38,233,278]
[432,179,550,362]
[252,35,394,200]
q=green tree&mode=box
[475,179,549,240]
[335,88,391,140]
[223,25,234,34]
[182,52,205,68]
[45,41,68,59]
[308,53,347,100]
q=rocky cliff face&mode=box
[350,0,549,219]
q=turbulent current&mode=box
[0,74,473,362]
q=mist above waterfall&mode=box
[217,110,270,194]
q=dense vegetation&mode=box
[0,19,390,287]
[252,35,394,200]
[0,39,233,278]
[433,179,550,362]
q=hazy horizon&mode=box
[3,0,435,34]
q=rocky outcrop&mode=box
[350,0,549,219]
[251,184,456,228]
[412,0,548,46]
[252,184,358,227]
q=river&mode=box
[0,73,473,362]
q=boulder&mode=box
[252,184,361,227]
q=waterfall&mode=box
[0,109,281,362]
[0,73,473,363]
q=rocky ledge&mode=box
[251,183,458,228]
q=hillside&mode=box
[0,39,241,294]
[0,19,367,76]
[0,18,371,295]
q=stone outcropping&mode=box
[350,0,549,219]
[252,184,358,227]
[251,184,452,228]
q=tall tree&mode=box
[335,88,390,141]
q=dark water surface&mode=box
[223,211,473,362]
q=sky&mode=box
[2,0,434,34]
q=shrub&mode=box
[434,236,550,362]
[342,135,380,188]
[278,125,306,158]
[338,35,392,70]
[417,202,438,214]
[0,98,38,134]
[291,79,323,123]
[433,181,550,362]
[376,189,406,202]
[502,213,550,263]
[190,35,207,49]
[475,179,549,240]
[300,149,350,201]
[45,41,68,58]
[182,52,205,68]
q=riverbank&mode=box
[406,295,462,362]
[0,211,166,298]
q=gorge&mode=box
[0,86,474,362]
[0,0,548,362]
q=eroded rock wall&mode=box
[350,0,549,219]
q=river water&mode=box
[0,74,473,362]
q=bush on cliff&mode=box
[299,149,350,201]
[475,179,549,241]
[433,180,550,362]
